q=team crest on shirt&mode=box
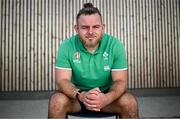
[73,52,81,63]
[103,52,109,60]
[102,52,110,71]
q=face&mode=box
[75,13,105,49]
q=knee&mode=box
[118,92,138,109]
[49,92,69,110]
[48,92,71,118]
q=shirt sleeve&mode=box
[111,40,128,70]
[55,41,72,70]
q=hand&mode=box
[79,87,101,102]
[88,87,101,95]
[82,87,107,111]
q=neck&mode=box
[85,45,99,53]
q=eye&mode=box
[93,25,101,29]
[81,26,89,29]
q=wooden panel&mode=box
[0,0,180,91]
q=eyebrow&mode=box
[80,24,101,27]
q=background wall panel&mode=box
[0,0,179,92]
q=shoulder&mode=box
[102,33,124,48]
[57,35,79,56]
[60,35,77,47]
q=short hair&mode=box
[76,3,102,23]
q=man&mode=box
[48,2,139,119]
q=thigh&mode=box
[101,91,136,113]
[50,92,82,113]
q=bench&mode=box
[67,111,120,118]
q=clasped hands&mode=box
[79,87,106,111]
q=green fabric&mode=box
[56,33,128,92]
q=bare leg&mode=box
[48,92,81,119]
[102,92,139,119]
[119,92,139,118]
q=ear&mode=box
[74,25,78,33]
[102,24,105,31]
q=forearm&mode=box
[105,80,127,104]
[56,79,79,99]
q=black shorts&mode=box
[69,100,119,117]
[78,100,92,112]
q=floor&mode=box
[0,88,180,119]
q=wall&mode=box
[0,0,180,91]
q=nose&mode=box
[88,27,93,34]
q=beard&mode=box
[80,33,102,48]
[81,37,101,48]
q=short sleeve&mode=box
[111,40,128,70]
[55,42,71,70]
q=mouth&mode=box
[86,35,97,39]
[86,37,96,42]
[86,37,95,39]
[86,33,98,39]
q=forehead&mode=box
[77,13,102,25]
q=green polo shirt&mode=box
[56,33,128,92]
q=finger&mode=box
[85,96,99,105]
[84,103,100,112]
[89,87,101,95]
[84,101,98,108]
[92,87,101,92]
[86,93,98,100]
[87,106,101,112]
[92,108,100,111]
[84,101,95,107]
[86,106,100,112]
[89,91,99,95]
[94,87,101,93]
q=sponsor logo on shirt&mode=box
[104,65,110,71]
[73,52,81,63]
